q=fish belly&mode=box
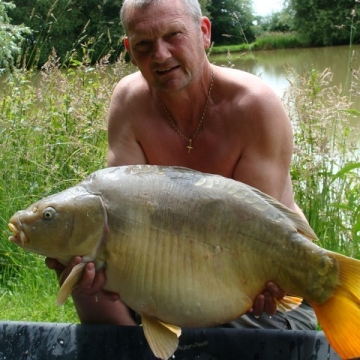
[103,226,339,327]
[103,229,267,327]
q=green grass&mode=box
[209,31,305,54]
[283,66,360,257]
[0,252,77,322]
[0,54,129,322]
[0,52,359,323]
[252,32,305,50]
[209,43,253,55]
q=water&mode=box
[210,45,360,104]
[210,45,360,139]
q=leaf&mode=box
[354,218,360,234]
[331,163,360,181]
[331,203,352,211]
[341,109,360,117]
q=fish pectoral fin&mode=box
[57,262,87,306]
[158,320,182,337]
[275,295,303,312]
[141,313,181,360]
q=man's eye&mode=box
[135,41,151,52]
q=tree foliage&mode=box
[256,8,294,34]
[13,0,360,67]
[0,0,31,72]
[287,0,360,46]
[198,0,211,17]
[6,0,257,67]
[8,0,124,68]
[206,0,255,45]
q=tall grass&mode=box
[0,250,77,322]
[0,53,129,321]
[284,66,360,257]
[252,32,304,50]
[209,32,304,55]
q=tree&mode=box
[287,0,360,46]
[198,0,211,17]
[0,0,31,72]
[207,0,255,45]
[257,9,294,33]
[8,0,124,68]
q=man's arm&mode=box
[233,82,294,205]
[232,82,306,315]
[107,73,148,167]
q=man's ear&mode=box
[124,37,138,66]
[201,17,212,50]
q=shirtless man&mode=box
[47,0,317,330]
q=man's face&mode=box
[123,0,211,93]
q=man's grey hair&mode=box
[120,0,203,31]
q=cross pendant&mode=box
[187,139,193,153]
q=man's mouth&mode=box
[156,65,180,74]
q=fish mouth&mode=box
[8,222,29,246]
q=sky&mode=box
[252,0,284,16]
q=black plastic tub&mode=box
[0,321,341,359]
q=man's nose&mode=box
[152,39,171,62]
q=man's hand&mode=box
[46,257,136,325]
[249,281,286,317]
[45,256,119,301]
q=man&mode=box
[47,0,317,330]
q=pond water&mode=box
[210,45,360,102]
[210,45,360,139]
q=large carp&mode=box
[7,165,360,359]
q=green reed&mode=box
[283,66,360,258]
[209,32,304,54]
[252,31,304,50]
[0,53,129,321]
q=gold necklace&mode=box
[158,69,214,153]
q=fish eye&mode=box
[42,207,56,220]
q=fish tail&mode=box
[310,253,360,359]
